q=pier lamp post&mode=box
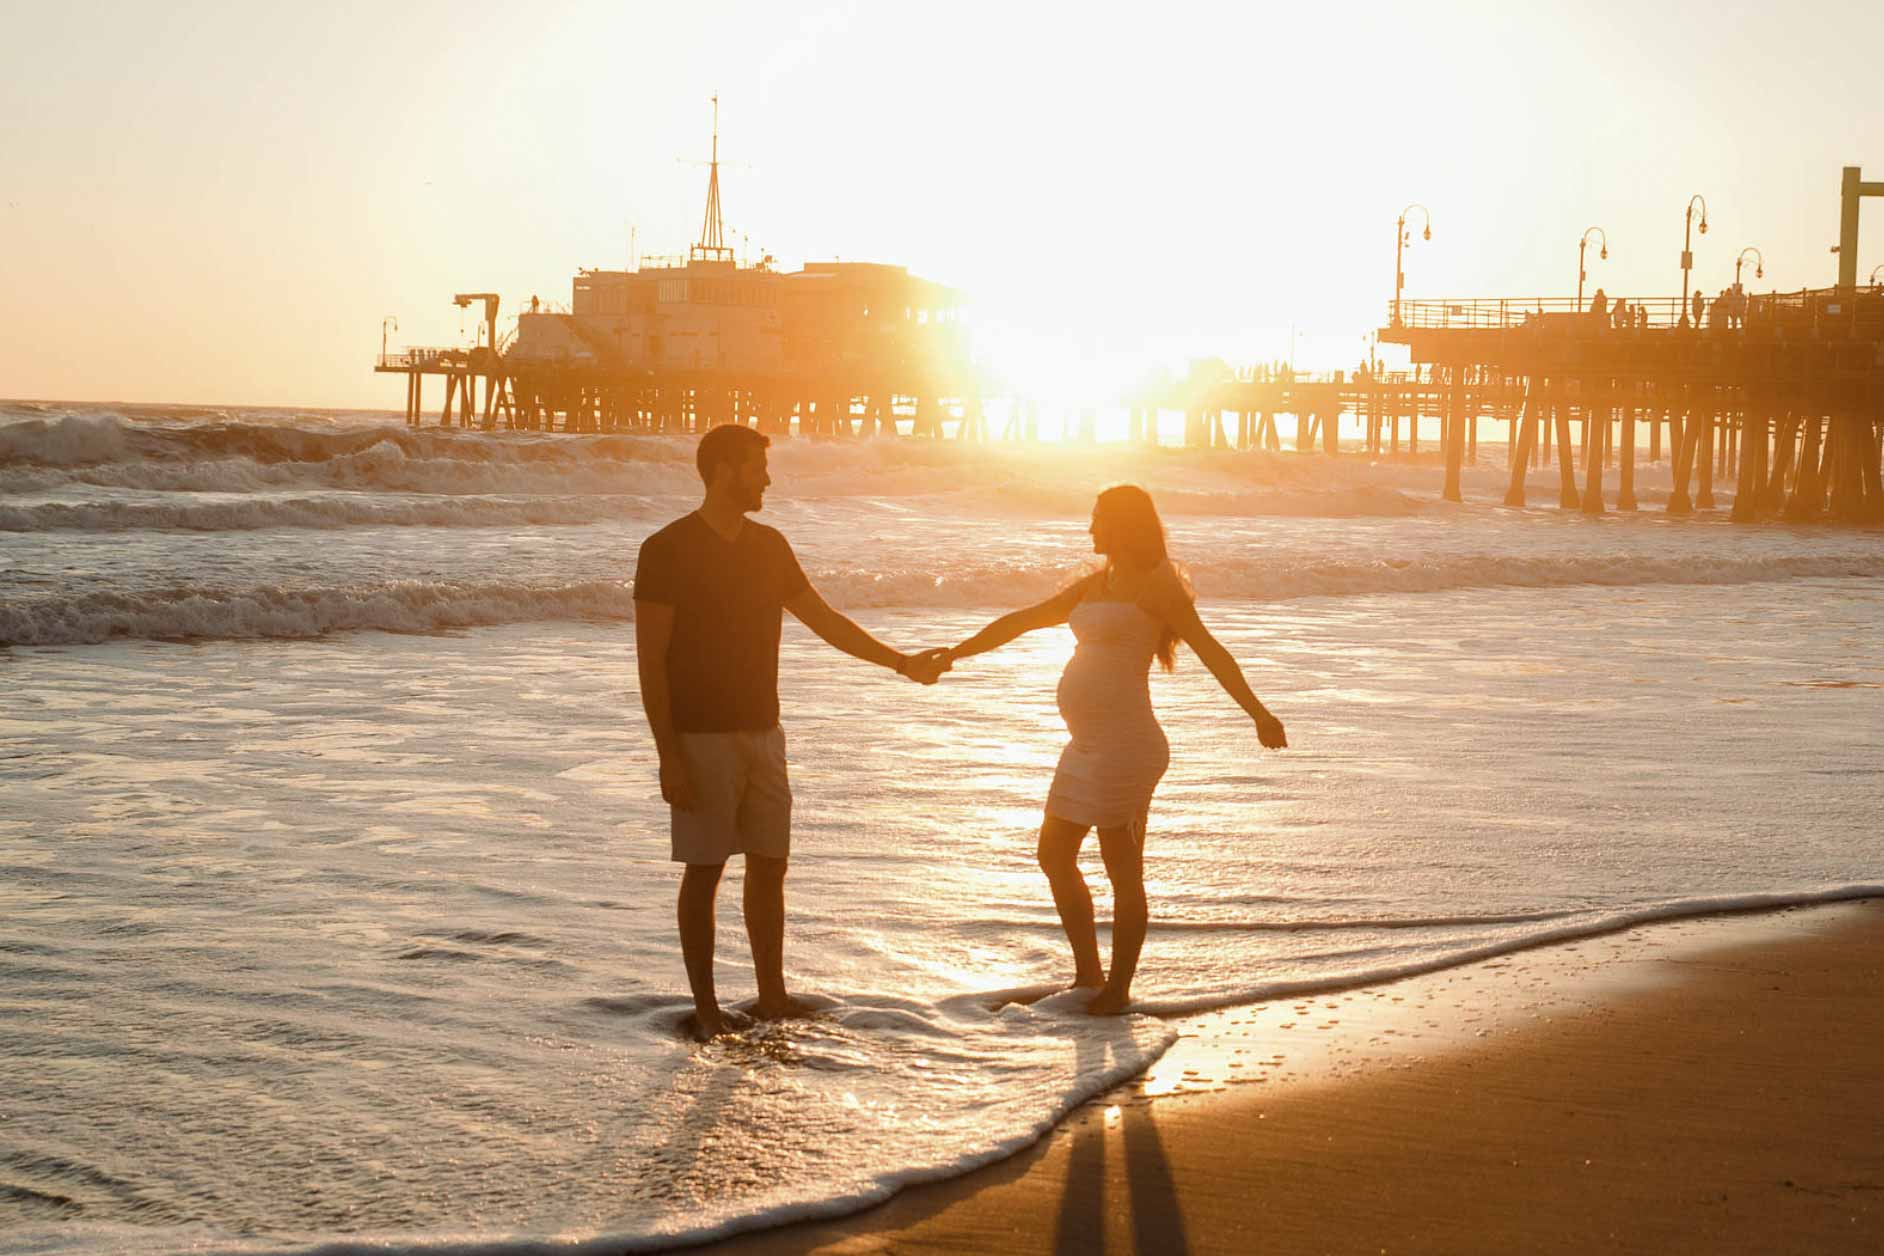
[1870,264,1884,288]
[1578,227,1608,312]
[381,316,398,363]
[1393,204,1431,327]
[1735,247,1764,287]
[1679,194,1709,326]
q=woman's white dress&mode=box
[1045,600,1170,828]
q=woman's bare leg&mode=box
[1087,819,1148,1015]
[1037,815,1103,987]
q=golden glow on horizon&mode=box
[1,2,1881,409]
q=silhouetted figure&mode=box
[1729,283,1747,330]
[633,424,949,1040]
[1691,290,1706,328]
[1612,298,1631,330]
[1589,288,1608,323]
[943,487,1286,1015]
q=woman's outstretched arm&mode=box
[1142,565,1287,748]
[948,572,1097,662]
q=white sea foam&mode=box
[9,548,1883,645]
[0,580,633,645]
[0,412,1505,519]
[1128,884,1884,1016]
[0,493,669,533]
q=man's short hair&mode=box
[696,423,770,484]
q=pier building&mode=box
[376,102,978,438]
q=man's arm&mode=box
[634,599,697,807]
[784,585,940,681]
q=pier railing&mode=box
[1389,297,1690,330]
[377,348,470,370]
[1392,287,1884,337]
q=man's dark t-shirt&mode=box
[634,513,810,733]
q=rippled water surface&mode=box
[3,402,1881,1253]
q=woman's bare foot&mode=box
[1084,988,1131,1016]
[1070,969,1106,990]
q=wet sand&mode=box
[710,899,1884,1254]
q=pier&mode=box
[1372,286,1884,522]
[375,159,1884,523]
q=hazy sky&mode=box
[3,0,1881,408]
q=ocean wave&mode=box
[8,548,1884,645]
[814,550,1884,611]
[0,493,668,533]
[0,413,695,471]
[0,413,1461,518]
[0,580,634,646]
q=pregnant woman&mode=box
[946,485,1288,1014]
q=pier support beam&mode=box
[1443,367,1464,503]
[1859,419,1884,522]
[1668,394,1706,516]
[1764,412,1797,508]
[1788,414,1825,519]
[1618,396,1638,511]
[1697,406,1717,509]
[1503,378,1539,508]
[1553,389,1579,510]
[1730,402,1769,522]
[1581,383,1606,516]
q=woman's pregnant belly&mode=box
[1057,646,1163,749]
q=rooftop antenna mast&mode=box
[692,94,733,263]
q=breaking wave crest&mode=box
[0,413,1451,519]
[9,551,1884,645]
[0,580,634,646]
[0,494,670,533]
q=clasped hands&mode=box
[898,646,955,686]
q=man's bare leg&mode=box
[744,853,813,1020]
[678,862,727,1038]
[1086,822,1148,1015]
[1037,815,1104,988]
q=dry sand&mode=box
[709,899,1884,1255]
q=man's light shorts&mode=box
[671,726,792,865]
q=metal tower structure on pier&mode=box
[691,95,733,263]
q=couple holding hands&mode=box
[634,424,1286,1039]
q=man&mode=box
[633,423,949,1040]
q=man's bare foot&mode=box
[754,994,818,1022]
[1084,988,1131,1016]
[683,1007,753,1042]
[685,1008,726,1042]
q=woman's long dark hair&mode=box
[1094,484,1186,671]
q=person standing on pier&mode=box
[633,423,951,1040]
